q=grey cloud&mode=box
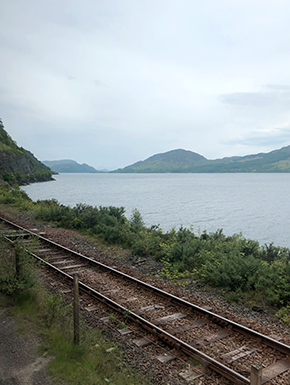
[45,8,78,29]
[94,80,107,87]
[218,90,290,107]
[265,84,290,91]
[224,127,290,147]
[0,34,32,55]
[218,92,278,107]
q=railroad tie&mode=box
[261,359,290,384]
[168,319,205,335]
[134,304,164,315]
[222,345,257,363]
[156,352,176,363]
[152,312,188,325]
[133,337,153,348]
[192,330,230,347]
[117,327,133,336]
[61,264,86,270]
[179,367,204,382]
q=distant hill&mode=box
[43,159,101,173]
[113,147,290,173]
[0,119,53,184]
[113,149,207,173]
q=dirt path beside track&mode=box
[0,297,53,385]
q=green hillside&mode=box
[114,149,207,173]
[113,146,290,173]
[42,159,100,173]
[0,119,53,184]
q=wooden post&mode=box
[73,273,80,345]
[200,358,209,373]
[250,363,262,385]
[15,247,20,278]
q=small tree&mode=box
[130,208,145,233]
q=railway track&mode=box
[2,216,290,384]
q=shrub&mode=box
[0,238,36,297]
[129,208,145,233]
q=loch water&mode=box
[21,173,290,248]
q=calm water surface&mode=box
[22,173,290,248]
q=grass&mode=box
[4,286,151,385]
[0,238,151,385]
[8,286,150,385]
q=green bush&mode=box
[0,238,36,297]
[33,199,72,224]
[130,230,162,257]
[2,171,15,183]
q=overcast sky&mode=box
[1,0,290,170]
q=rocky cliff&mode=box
[0,119,53,183]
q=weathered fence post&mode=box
[73,273,80,345]
[15,246,20,278]
[250,363,262,385]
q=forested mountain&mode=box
[0,119,53,184]
[43,159,100,173]
[113,146,290,173]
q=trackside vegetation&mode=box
[2,183,290,321]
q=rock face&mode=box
[0,151,37,174]
[0,119,52,182]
